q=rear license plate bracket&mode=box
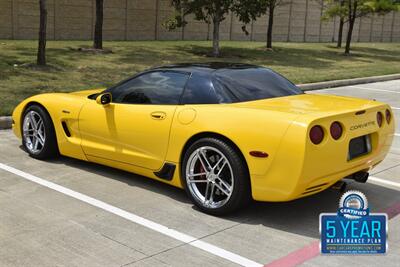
[348,135,371,160]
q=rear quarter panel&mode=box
[166,105,301,186]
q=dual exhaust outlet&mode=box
[331,171,369,192]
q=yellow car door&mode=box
[79,70,190,170]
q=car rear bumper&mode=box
[251,148,388,202]
[249,104,395,202]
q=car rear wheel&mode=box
[22,105,59,160]
[182,138,251,215]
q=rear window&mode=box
[181,73,219,104]
[213,67,303,102]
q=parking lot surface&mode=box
[0,80,399,267]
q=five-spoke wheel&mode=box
[186,146,234,209]
[183,138,250,215]
[23,110,46,154]
[22,105,59,159]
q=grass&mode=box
[0,40,400,116]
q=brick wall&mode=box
[0,0,399,42]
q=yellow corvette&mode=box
[12,63,395,215]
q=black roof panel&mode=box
[152,62,260,74]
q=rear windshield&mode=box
[213,67,303,103]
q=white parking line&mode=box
[391,107,400,110]
[349,86,400,94]
[369,176,400,189]
[0,163,262,267]
[320,86,400,95]
[395,133,400,137]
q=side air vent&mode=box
[154,163,176,180]
[61,121,71,137]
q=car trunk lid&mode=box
[232,94,379,115]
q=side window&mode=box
[111,71,189,105]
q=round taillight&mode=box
[310,125,324,144]
[330,121,343,140]
[377,112,383,127]
[385,109,391,124]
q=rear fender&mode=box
[166,105,301,177]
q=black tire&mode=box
[22,105,59,160]
[182,137,251,215]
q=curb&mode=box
[297,73,400,91]
[0,116,12,130]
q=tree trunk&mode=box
[266,4,274,49]
[93,0,103,50]
[336,0,345,48]
[212,17,220,57]
[37,0,47,66]
[337,17,344,48]
[344,19,354,54]
[344,2,357,55]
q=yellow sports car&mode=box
[12,63,395,215]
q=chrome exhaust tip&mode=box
[354,171,369,183]
[345,171,369,183]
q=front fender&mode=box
[12,93,90,160]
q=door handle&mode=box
[151,112,166,120]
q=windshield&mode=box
[213,67,303,102]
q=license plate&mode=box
[348,135,371,160]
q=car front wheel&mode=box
[182,138,251,215]
[22,105,59,160]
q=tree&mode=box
[336,0,345,47]
[321,0,346,48]
[234,0,286,49]
[323,0,398,54]
[93,0,104,49]
[37,0,47,65]
[165,0,265,57]
[166,0,232,57]
[265,0,283,48]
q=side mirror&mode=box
[96,93,112,106]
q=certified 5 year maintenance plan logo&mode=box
[320,190,388,254]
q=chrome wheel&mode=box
[186,146,234,209]
[23,110,46,154]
